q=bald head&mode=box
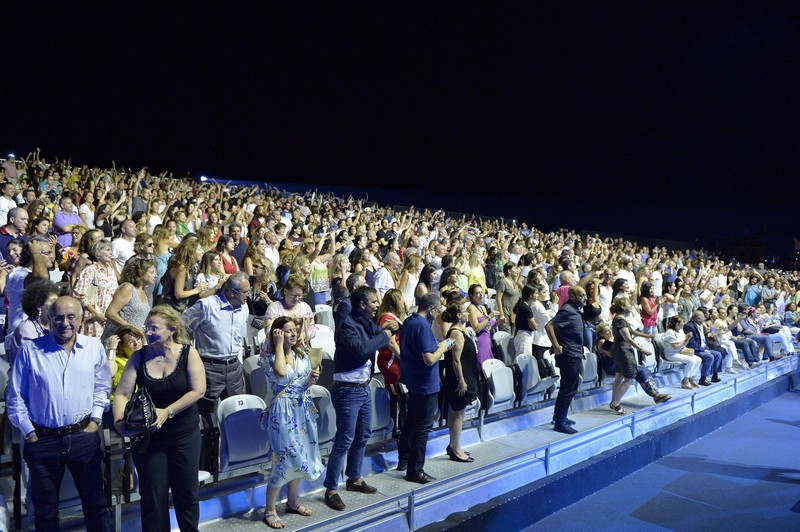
[568,285,587,305]
[49,296,83,344]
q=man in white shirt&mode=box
[0,181,18,226]
[649,263,664,297]
[111,219,137,273]
[616,259,636,292]
[598,269,615,322]
[373,251,401,300]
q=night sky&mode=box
[3,3,798,254]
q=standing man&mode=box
[7,296,112,531]
[545,285,587,434]
[0,181,17,226]
[111,219,137,274]
[397,292,449,483]
[183,272,251,412]
[323,285,398,511]
[373,251,401,300]
[0,206,28,261]
[684,310,724,386]
[228,222,249,267]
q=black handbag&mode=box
[124,385,156,452]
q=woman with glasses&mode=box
[113,306,205,532]
[264,275,316,348]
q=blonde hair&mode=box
[147,305,190,344]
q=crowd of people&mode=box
[1,150,799,529]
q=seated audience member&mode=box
[660,316,703,388]
[683,310,724,386]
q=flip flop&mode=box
[285,504,313,516]
[264,512,285,529]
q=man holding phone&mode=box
[398,292,450,484]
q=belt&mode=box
[333,380,371,388]
[201,356,240,365]
[33,416,90,436]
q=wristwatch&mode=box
[167,406,175,419]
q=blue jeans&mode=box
[23,430,111,532]
[745,333,773,359]
[323,385,372,490]
[697,349,723,378]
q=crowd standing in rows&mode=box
[1,151,799,529]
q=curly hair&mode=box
[21,280,60,318]
[121,257,156,286]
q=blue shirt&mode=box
[549,301,584,358]
[184,292,249,359]
[7,333,112,436]
[399,313,440,394]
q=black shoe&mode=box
[698,378,711,386]
[346,478,377,494]
[324,491,346,511]
[711,375,721,383]
[551,418,576,426]
[405,471,436,484]
[446,445,470,457]
[396,459,408,472]
[553,423,578,435]
[448,451,474,463]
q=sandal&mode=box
[285,504,313,517]
[609,402,627,415]
[264,512,285,529]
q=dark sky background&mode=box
[3,3,798,255]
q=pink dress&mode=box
[73,262,118,338]
[475,316,494,366]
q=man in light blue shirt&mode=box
[183,272,250,431]
[7,296,112,531]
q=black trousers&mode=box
[133,427,201,532]
[553,355,582,424]
[397,391,438,474]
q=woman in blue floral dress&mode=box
[260,316,323,529]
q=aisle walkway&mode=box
[529,390,800,531]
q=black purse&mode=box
[124,384,156,452]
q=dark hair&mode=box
[21,280,60,318]
[216,234,234,253]
[503,262,516,276]
[345,272,362,293]
[514,284,537,314]
[418,265,434,291]
[640,281,653,298]
[440,267,458,288]
[441,254,454,269]
[611,278,628,301]
[667,316,683,330]
[350,285,377,309]
[441,300,463,324]
[467,284,483,298]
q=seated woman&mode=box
[754,304,796,356]
[707,307,743,372]
[661,316,703,389]
[259,317,323,529]
[595,322,616,379]
[734,305,775,361]
[106,325,145,398]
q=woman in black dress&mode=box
[442,300,477,463]
[113,305,206,531]
[608,296,667,414]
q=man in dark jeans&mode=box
[323,286,398,511]
[398,292,449,484]
[545,285,587,435]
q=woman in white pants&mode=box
[661,316,703,389]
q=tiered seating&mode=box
[481,359,516,414]
[216,395,271,480]
[514,353,559,405]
